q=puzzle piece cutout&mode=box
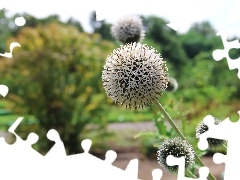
[45,129,66,158]
[94,8,106,21]
[0,84,9,97]
[212,30,240,79]
[166,155,209,180]
[166,21,179,31]
[0,42,21,58]
[198,111,240,180]
[0,7,24,58]
[152,169,163,180]
[6,117,44,159]
[15,16,26,26]
[0,117,42,179]
[0,117,164,180]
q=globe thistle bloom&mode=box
[196,117,226,149]
[157,137,195,174]
[165,76,178,92]
[102,42,168,110]
[111,15,145,44]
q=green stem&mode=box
[153,99,217,180]
[154,117,161,135]
[186,170,197,178]
[223,144,228,151]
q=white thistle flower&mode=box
[157,137,195,174]
[111,15,145,44]
[102,42,168,110]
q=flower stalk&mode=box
[153,99,217,180]
[102,36,218,179]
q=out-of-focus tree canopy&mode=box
[0,22,116,154]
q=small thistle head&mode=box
[102,42,168,110]
[111,15,145,44]
[165,76,178,92]
[157,137,195,174]
[196,117,226,149]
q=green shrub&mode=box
[0,22,116,154]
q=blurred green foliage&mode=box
[0,22,116,154]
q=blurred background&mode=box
[0,1,239,179]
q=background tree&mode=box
[9,13,84,36]
[0,22,116,154]
[179,21,222,59]
[0,9,13,53]
[141,15,189,77]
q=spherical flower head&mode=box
[196,117,226,149]
[165,76,178,92]
[111,15,145,44]
[157,137,195,174]
[102,42,168,110]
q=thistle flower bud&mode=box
[111,15,145,44]
[157,137,195,174]
[102,42,168,110]
[165,76,178,92]
[196,117,226,149]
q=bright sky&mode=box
[1,0,240,38]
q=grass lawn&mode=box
[0,99,155,130]
[1,97,239,130]
[106,105,154,122]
